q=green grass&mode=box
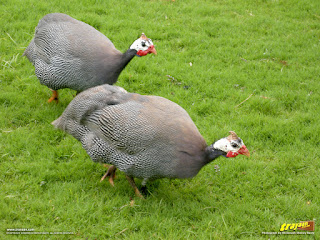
[1,0,319,239]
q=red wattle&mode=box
[136,50,148,56]
[137,45,157,56]
[226,151,239,158]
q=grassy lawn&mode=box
[1,0,319,239]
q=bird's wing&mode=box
[33,13,120,61]
[86,98,156,155]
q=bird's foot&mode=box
[126,175,144,199]
[100,165,117,186]
[48,90,59,103]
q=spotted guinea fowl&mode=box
[23,13,157,103]
[52,84,250,197]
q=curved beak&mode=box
[238,145,250,157]
[148,45,157,55]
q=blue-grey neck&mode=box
[118,49,137,71]
[107,49,137,85]
[205,145,226,164]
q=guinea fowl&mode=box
[23,13,157,103]
[52,84,250,197]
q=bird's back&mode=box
[24,13,122,92]
[53,85,208,180]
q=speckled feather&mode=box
[23,13,136,92]
[52,84,209,180]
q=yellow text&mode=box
[280,222,310,232]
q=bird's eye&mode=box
[231,143,238,148]
[141,41,146,47]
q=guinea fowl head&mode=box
[206,131,250,161]
[130,33,157,57]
